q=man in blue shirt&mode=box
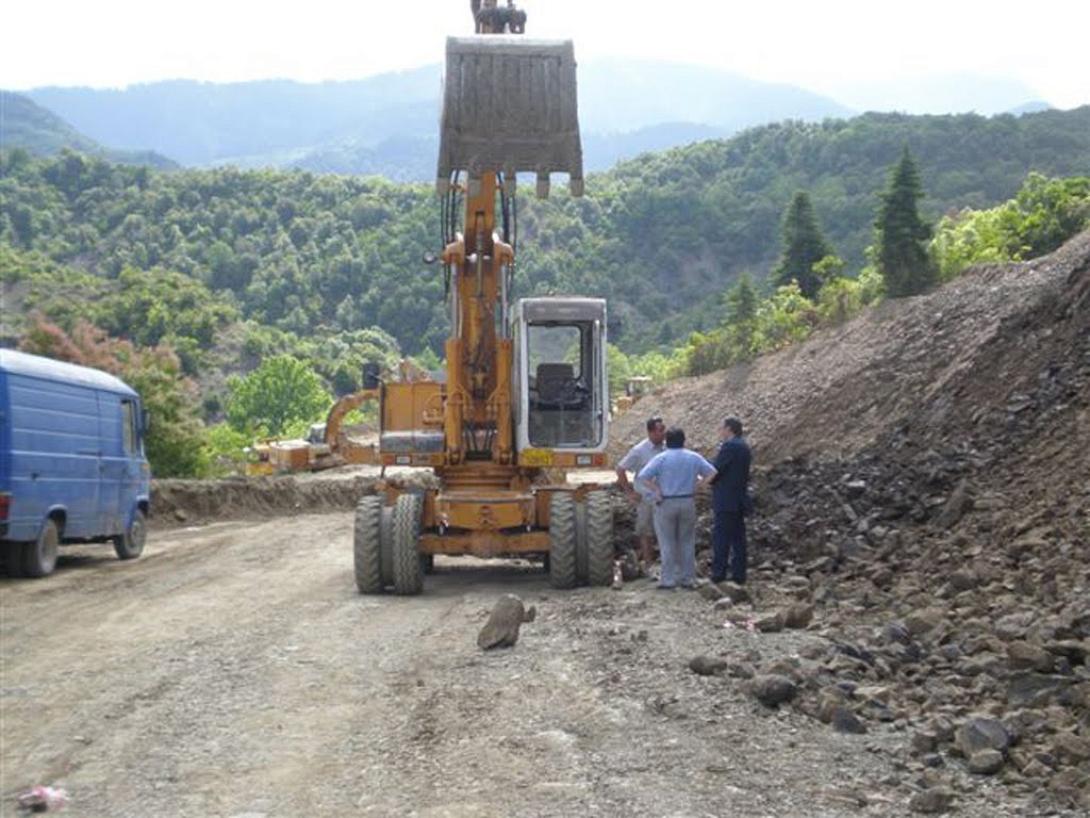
[636,427,717,589]
[709,417,752,584]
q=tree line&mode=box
[678,158,1089,377]
[3,106,1089,476]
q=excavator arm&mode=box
[323,388,379,451]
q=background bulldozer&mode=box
[353,1,613,594]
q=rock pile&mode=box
[614,232,1090,812]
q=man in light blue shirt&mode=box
[636,427,717,589]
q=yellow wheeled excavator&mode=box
[353,0,613,594]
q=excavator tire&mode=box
[548,492,577,589]
[354,496,384,594]
[584,490,614,587]
[380,505,395,586]
[574,499,588,585]
[392,493,424,595]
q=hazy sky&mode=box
[3,0,1088,108]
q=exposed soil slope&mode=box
[611,230,1090,467]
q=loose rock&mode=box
[967,749,1005,775]
[954,717,1011,758]
[689,655,728,676]
[831,706,867,735]
[908,788,954,814]
[752,674,797,707]
[784,603,814,630]
[755,612,785,633]
[477,595,536,650]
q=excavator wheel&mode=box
[354,496,384,594]
[392,493,424,595]
[584,490,614,587]
[548,492,578,589]
[380,505,395,586]
[574,500,588,585]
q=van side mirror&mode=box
[142,409,151,431]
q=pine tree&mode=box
[724,273,758,360]
[726,272,758,325]
[773,191,832,299]
[875,148,936,296]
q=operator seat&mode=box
[534,363,584,409]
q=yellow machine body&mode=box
[353,3,615,594]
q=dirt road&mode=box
[0,515,1057,817]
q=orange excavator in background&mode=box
[351,0,613,594]
[247,360,431,475]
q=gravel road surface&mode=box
[0,514,1055,817]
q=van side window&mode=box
[121,400,137,454]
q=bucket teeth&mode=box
[437,35,584,197]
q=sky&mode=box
[2,0,1088,109]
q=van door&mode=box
[97,392,127,537]
[117,398,143,534]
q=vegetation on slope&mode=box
[3,107,1089,355]
[3,107,1090,476]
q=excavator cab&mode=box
[515,297,607,454]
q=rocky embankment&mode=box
[615,232,1089,812]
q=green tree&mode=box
[226,355,331,436]
[726,273,758,324]
[875,148,935,296]
[725,272,758,358]
[773,192,832,299]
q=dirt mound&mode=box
[611,231,1089,465]
[668,232,1089,809]
[152,469,437,526]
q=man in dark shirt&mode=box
[709,417,752,584]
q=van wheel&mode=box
[114,509,147,560]
[24,519,60,578]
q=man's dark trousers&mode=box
[712,508,746,584]
[710,434,751,584]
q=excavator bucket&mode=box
[437,36,583,197]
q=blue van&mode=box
[0,350,151,578]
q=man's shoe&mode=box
[710,574,726,583]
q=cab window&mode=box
[526,321,600,447]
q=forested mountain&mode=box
[3,106,1089,362]
[0,92,176,169]
[23,60,851,174]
